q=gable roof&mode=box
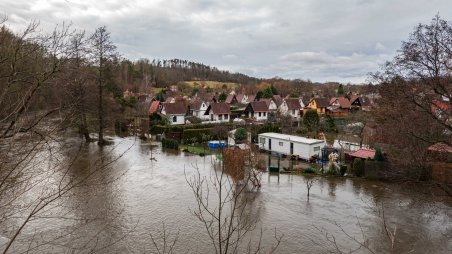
[249,101,269,112]
[236,94,246,103]
[313,98,329,108]
[285,98,302,110]
[190,100,203,110]
[208,103,231,114]
[162,102,186,115]
[225,94,237,104]
[272,95,283,106]
[247,95,256,103]
[330,97,351,109]
[148,101,161,114]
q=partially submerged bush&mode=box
[352,158,364,177]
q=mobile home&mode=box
[258,133,325,160]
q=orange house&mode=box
[304,98,329,115]
[328,97,351,117]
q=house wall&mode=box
[169,115,185,125]
[255,112,268,121]
[269,101,277,110]
[209,113,230,123]
[257,134,325,160]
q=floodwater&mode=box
[1,136,451,253]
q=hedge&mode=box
[150,123,234,135]
[183,128,213,144]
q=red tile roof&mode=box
[330,97,351,109]
[285,98,302,110]
[428,143,452,153]
[208,103,231,114]
[348,148,375,159]
[225,94,237,104]
[249,101,269,112]
[162,102,186,115]
[148,101,161,114]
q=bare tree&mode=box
[373,14,451,146]
[185,151,282,254]
[90,26,117,146]
[304,175,316,200]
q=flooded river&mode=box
[1,137,451,253]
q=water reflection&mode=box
[2,137,451,253]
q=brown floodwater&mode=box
[1,136,451,253]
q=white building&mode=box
[279,98,303,119]
[258,132,325,160]
[161,102,186,125]
[204,103,231,123]
[244,101,270,121]
[190,100,209,120]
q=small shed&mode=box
[347,148,376,160]
[257,132,325,160]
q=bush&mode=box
[340,165,348,176]
[234,128,247,142]
[303,110,320,132]
[352,158,364,177]
[374,147,384,161]
[304,167,317,174]
[296,126,309,135]
[183,128,213,144]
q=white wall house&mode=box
[244,101,270,121]
[161,102,186,125]
[205,103,231,123]
[279,98,302,119]
[258,132,325,160]
[191,101,209,120]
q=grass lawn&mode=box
[179,145,211,155]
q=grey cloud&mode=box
[1,0,451,83]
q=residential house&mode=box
[279,98,303,119]
[205,103,231,122]
[305,98,329,115]
[328,97,351,117]
[225,94,238,104]
[244,101,270,121]
[190,100,209,120]
[148,100,162,114]
[272,95,283,108]
[350,95,372,111]
[161,102,187,125]
[260,98,278,111]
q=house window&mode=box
[259,138,265,144]
[219,114,223,120]
[258,112,261,117]
[279,142,283,146]
[313,146,320,151]
[292,110,296,115]
[224,114,229,120]
[172,116,177,122]
[263,112,266,116]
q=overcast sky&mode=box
[1,0,451,83]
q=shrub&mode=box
[374,147,384,161]
[304,167,317,174]
[303,110,320,132]
[340,165,348,176]
[234,128,247,142]
[296,126,309,135]
[183,128,213,144]
[352,158,364,177]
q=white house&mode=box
[204,103,231,123]
[279,98,303,119]
[244,101,270,121]
[161,102,186,125]
[260,98,278,111]
[258,132,325,160]
[190,100,209,120]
